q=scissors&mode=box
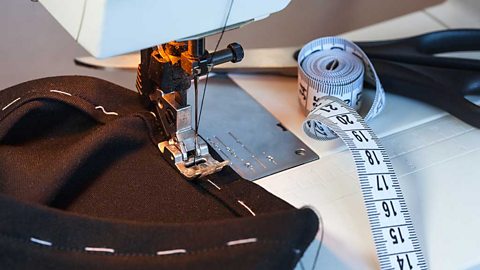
[354,29,480,128]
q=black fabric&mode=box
[0,76,318,269]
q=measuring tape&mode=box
[298,36,385,125]
[298,37,427,269]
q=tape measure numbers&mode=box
[298,37,427,269]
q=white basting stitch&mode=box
[2,97,21,111]
[84,247,115,253]
[206,179,221,190]
[156,249,187,256]
[226,238,257,246]
[95,106,119,116]
[237,200,256,216]
[50,89,72,96]
[30,237,52,246]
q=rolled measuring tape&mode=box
[298,37,385,126]
[298,37,427,269]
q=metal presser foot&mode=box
[136,38,244,179]
[159,139,229,179]
[155,89,229,179]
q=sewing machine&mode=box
[38,0,318,179]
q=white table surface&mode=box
[230,1,480,269]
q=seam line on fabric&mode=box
[0,233,294,257]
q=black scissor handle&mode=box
[357,29,480,128]
[371,57,480,128]
[356,29,480,71]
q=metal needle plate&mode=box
[189,75,318,181]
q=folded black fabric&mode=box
[0,76,318,269]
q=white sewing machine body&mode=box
[39,0,291,58]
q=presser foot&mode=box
[158,138,229,179]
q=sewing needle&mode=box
[194,75,199,163]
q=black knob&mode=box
[228,43,244,63]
